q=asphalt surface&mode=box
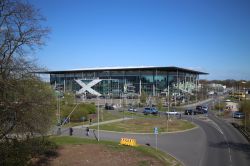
[59,123,205,166]
[203,113,250,166]
[57,97,250,166]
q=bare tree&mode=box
[0,0,52,140]
[0,0,49,78]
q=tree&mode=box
[0,0,49,78]
[140,90,147,106]
[156,96,163,112]
[0,1,55,164]
[239,100,250,131]
[0,0,52,140]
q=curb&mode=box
[88,123,198,135]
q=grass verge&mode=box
[90,117,196,133]
[48,136,182,166]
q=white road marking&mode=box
[209,117,233,166]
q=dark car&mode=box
[232,111,245,119]
[195,109,207,114]
[196,105,202,110]
[195,105,207,114]
[184,109,196,115]
[105,103,115,110]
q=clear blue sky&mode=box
[29,0,250,80]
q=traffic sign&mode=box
[154,127,158,135]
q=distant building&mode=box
[38,66,208,97]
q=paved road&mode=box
[57,96,250,166]
[204,113,250,166]
[58,114,250,166]
[58,116,207,166]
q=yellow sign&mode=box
[120,138,137,147]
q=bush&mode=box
[214,103,225,111]
[61,103,96,122]
[0,138,57,166]
[239,100,250,130]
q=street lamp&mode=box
[97,96,100,141]
[242,81,247,132]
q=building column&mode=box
[64,79,66,92]
[139,79,142,96]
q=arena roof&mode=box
[37,66,208,75]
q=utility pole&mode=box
[97,96,100,141]
[167,85,170,132]
[242,81,247,132]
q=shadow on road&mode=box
[209,141,250,159]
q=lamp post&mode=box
[242,81,247,132]
[167,85,170,132]
[97,96,100,141]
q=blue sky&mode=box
[30,0,250,80]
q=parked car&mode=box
[165,110,180,116]
[232,111,245,119]
[195,105,208,114]
[105,103,115,110]
[196,105,202,110]
[202,106,208,111]
[128,107,137,112]
[143,107,151,115]
[184,109,196,115]
[151,107,158,115]
[195,109,207,114]
[143,107,158,115]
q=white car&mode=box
[165,110,180,115]
[202,106,208,111]
[128,107,137,112]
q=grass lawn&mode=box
[47,136,182,166]
[90,117,196,133]
[63,109,124,127]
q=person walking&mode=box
[69,127,73,136]
[86,127,90,136]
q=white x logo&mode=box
[75,79,102,96]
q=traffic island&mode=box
[90,117,196,133]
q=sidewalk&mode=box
[73,117,132,129]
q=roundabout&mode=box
[89,117,196,133]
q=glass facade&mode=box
[49,67,204,97]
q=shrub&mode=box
[61,103,97,122]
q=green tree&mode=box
[156,97,163,112]
[239,100,250,130]
[140,90,147,106]
[0,0,51,140]
[62,92,75,105]
[0,0,54,164]
[214,103,225,111]
[61,103,96,122]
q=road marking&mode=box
[209,119,224,135]
[228,147,232,163]
[223,134,232,166]
[209,117,233,166]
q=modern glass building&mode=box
[40,66,208,97]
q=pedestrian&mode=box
[57,127,61,135]
[69,127,73,136]
[89,118,92,125]
[86,127,90,136]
